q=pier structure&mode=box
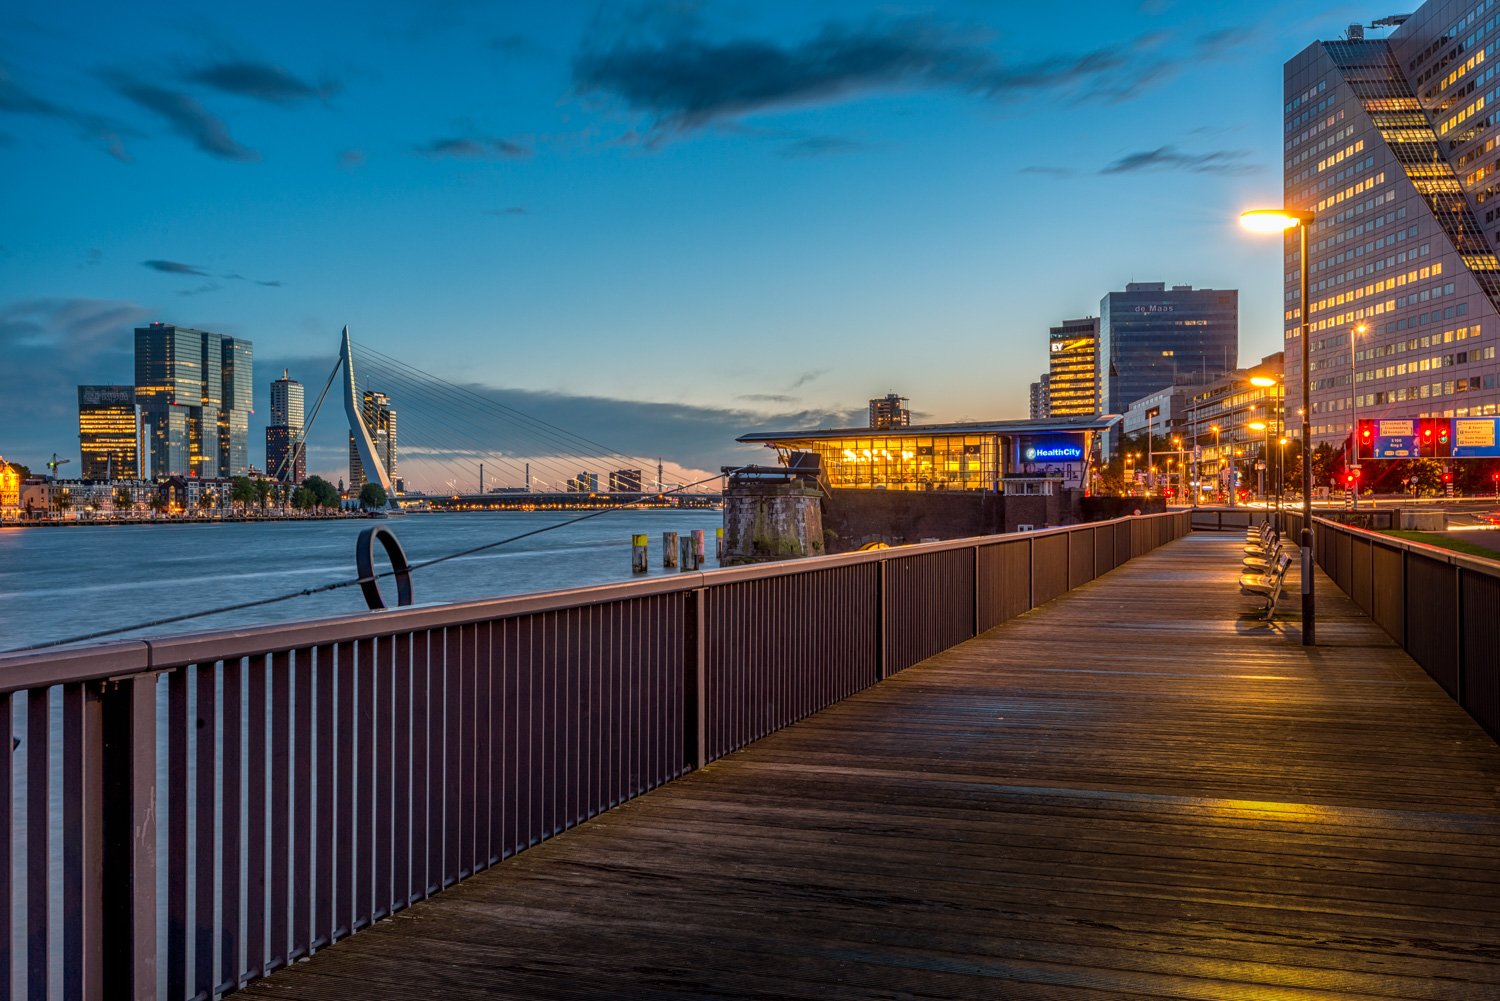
[2,511,1499,997]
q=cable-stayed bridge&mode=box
[274,327,723,508]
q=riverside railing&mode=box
[0,511,1190,1000]
[1301,514,1500,744]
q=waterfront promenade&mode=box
[241,533,1500,999]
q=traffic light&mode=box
[1442,470,1454,483]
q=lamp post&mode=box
[1242,206,1317,645]
[1348,322,1367,510]
[1210,424,1222,503]
[1249,421,1269,508]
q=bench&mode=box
[1240,552,1292,620]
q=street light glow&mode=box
[1248,421,1268,432]
[1249,376,1277,388]
[1240,208,1314,232]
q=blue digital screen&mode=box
[1020,434,1085,463]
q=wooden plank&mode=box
[239,535,1500,999]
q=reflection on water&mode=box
[0,509,724,650]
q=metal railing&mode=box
[0,511,1191,1000]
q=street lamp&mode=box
[1249,421,1270,508]
[1241,206,1317,645]
[1348,321,1368,510]
[1210,424,1222,503]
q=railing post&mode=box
[972,544,981,637]
[101,673,159,1000]
[877,560,889,680]
[1456,567,1466,708]
[683,588,706,769]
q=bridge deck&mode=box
[242,534,1500,1000]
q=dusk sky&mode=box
[1,1,1375,485]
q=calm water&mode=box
[0,508,725,651]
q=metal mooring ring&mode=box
[356,526,414,610]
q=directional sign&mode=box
[1372,418,1418,459]
[1452,417,1500,458]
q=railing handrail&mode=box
[1311,514,1500,575]
[0,511,1180,691]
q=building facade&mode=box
[1047,317,1101,417]
[267,370,306,483]
[1028,375,1051,419]
[134,323,252,479]
[348,390,397,492]
[1284,6,1500,450]
[1097,283,1239,418]
[609,468,643,492]
[77,385,140,480]
[1182,353,1286,501]
[868,393,911,429]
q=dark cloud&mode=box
[338,148,364,168]
[186,61,336,104]
[0,298,153,465]
[108,75,259,162]
[486,206,527,216]
[572,16,1201,139]
[736,393,799,404]
[1,61,132,160]
[778,135,866,158]
[415,136,532,159]
[1101,145,1259,175]
[787,369,826,390]
[143,259,209,276]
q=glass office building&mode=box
[1284,4,1500,448]
[77,385,140,480]
[1047,317,1101,417]
[134,323,253,478]
[267,370,306,482]
[1098,284,1239,419]
[349,390,397,491]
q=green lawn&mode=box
[1380,530,1500,560]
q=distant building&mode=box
[1047,317,1101,417]
[348,390,397,492]
[1098,283,1238,419]
[868,393,910,429]
[266,369,306,483]
[1183,353,1285,500]
[609,468,643,492]
[1028,375,1051,419]
[569,471,600,493]
[77,385,140,480]
[134,323,252,479]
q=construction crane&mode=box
[46,453,70,478]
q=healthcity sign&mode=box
[1020,434,1086,463]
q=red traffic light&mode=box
[1360,425,1373,441]
[1422,425,1434,440]
[1442,471,1454,483]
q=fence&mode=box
[1305,515,1500,744]
[0,511,1190,1000]
[1189,506,1399,533]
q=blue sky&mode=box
[0,0,1373,485]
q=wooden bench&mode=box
[1240,552,1292,620]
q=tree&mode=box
[53,488,73,515]
[254,478,272,511]
[291,485,315,511]
[198,490,216,514]
[359,482,388,510]
[230,476,258,509]
[148,494,168,517]
[302,475,339,511]
[114,487,133,513]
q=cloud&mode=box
[0,297,153,464]
[186,61,336,104]
[338,148,364,168]
[1101,145,1259,175]
[108,75,259,161]
[486,206,527,216]
[143,259,209,276]
[787,369,826,390]
[1,61,132,160]
[572,16,1200,139]
[415,136,532,159]
[778,135,867,158]
[736,393,799,404]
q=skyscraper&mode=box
[1028,375,1051,419]
[267,369,306,483]
[1285,8,1500,446]
[1097,283,1238,417]
[609,469,643,492]
[77,385,140,480]
[348,390,397,491]
[868,393,910,429]
[1046,317,1101,417]
[134,323,252,479]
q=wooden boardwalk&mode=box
[242,534,1500,1000]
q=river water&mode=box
[0,508,725,652]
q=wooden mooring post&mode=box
[663,532,678,569]
[679,534,700,571]
[691,530,706,566]
[632,534,648,574]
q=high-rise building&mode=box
[868,393,910,429]
[1097,283,1238,418]
[348,390,397,491]
[1028,375,1051,419]
[609,469,643,492]
[77,385,140,480]
[267,369,306,483]
[568,472,600,492]
[134,323,252,479]
[1047,317,1101,417]
[1284,8,1500,448]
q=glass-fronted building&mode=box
[220,337,253,477]
[1284,5,1500,448]
[1047,317,1101,417]
[349,390,397,491]
[737,416,1118,493]
[134,323,253,479]
[1098,283,1239,418]
[267,369,306,483]
[76,385,140,480]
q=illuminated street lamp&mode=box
[1248,421,1269,506]
[1348,321,1368,510]
[1241,206,1317,645]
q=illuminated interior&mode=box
[766,434,1002,491]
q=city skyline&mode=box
[3,2,1372,479]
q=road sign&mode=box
[1371,418,1418,458]
[1451,417,1500,458]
